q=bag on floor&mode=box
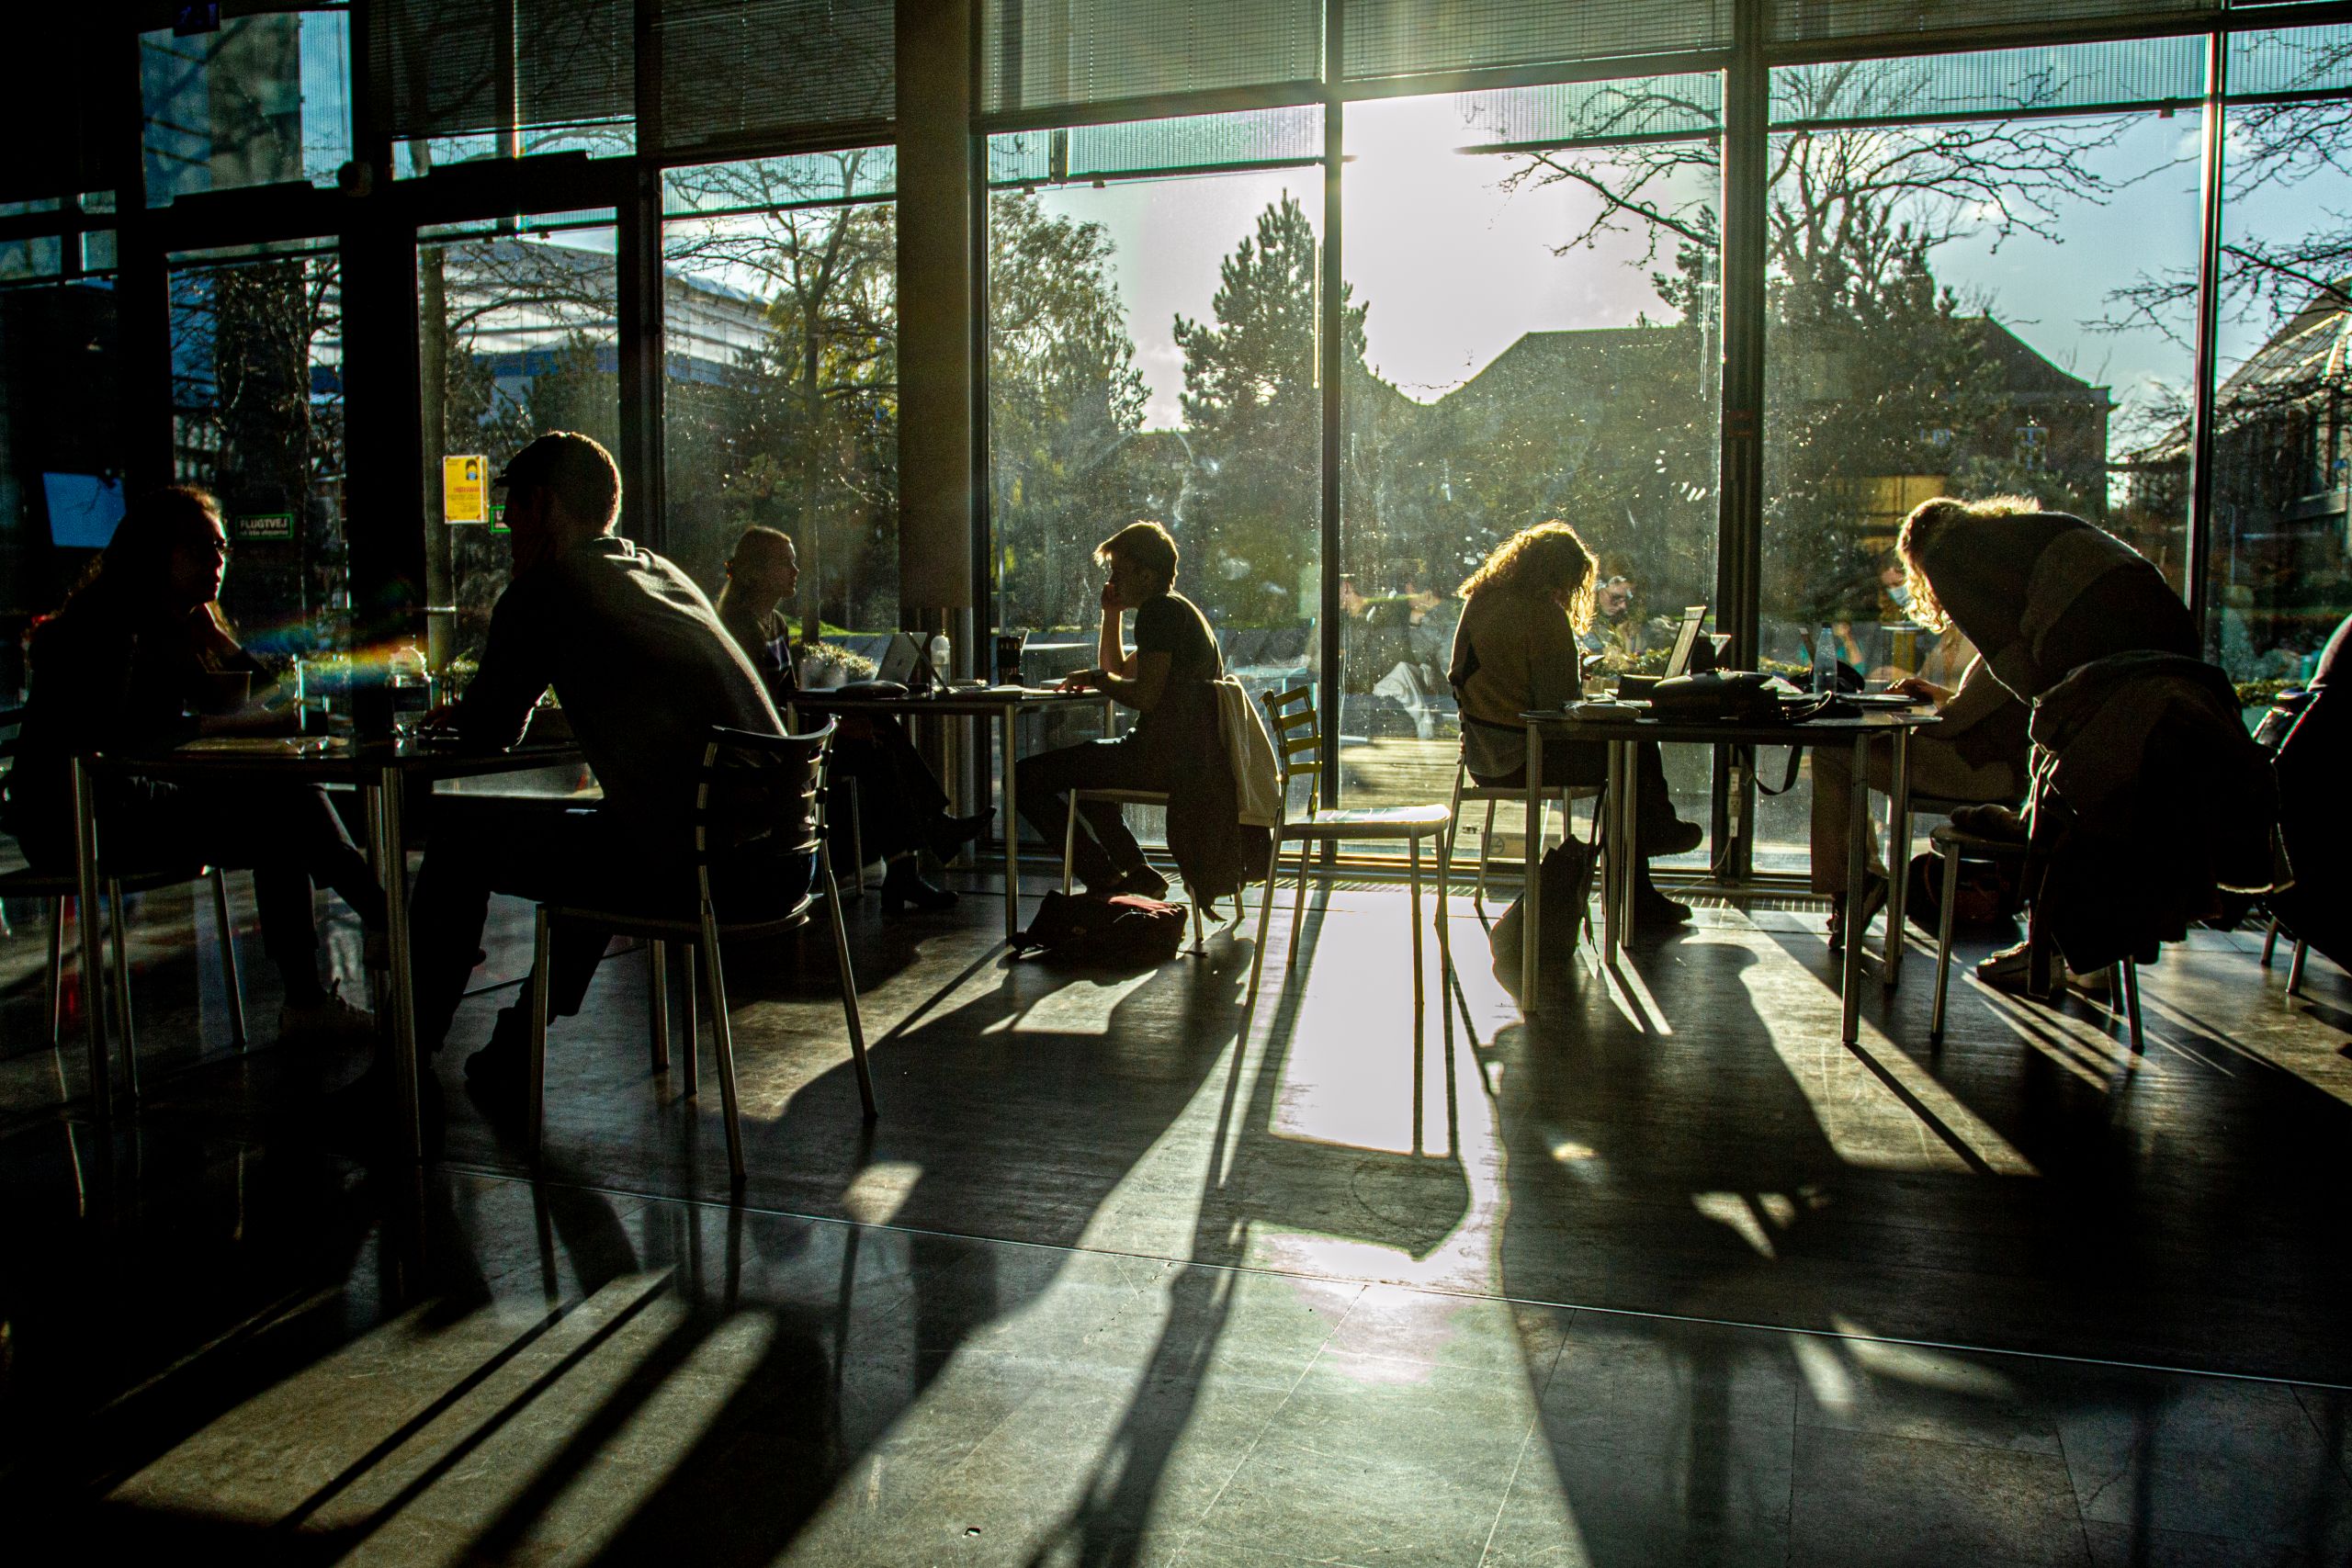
[1905,850,2023,937]
[1490,840,1596,964]
[1012,890,1188,969]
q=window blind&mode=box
[655,0,895,150]
[369,0,632,141]
[981,0,1321,116]
[1343,1,1730,84]
[986,106,1322,186]
[2229,23,2352,98]
[1767,0,2217,48]
[1771,37,2205,127]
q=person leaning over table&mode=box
[1449,521,1703,930]
[1013,520,1219,899]
[0,483,385,1040]
[409,432,784,1115]
[713,525,989,915]
[1808,639,2030,946]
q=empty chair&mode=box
[526,722,876,1185]
[1239,685,1453,1040]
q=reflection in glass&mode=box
[662,151,899,637]
[141,11,352,207]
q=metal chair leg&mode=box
[1928,840,1960,1043]
[45,896,64,1048]
[1433,827,1453,985]
[1062,795,1080,894]
[844,782,866,897]
[209,869,246,1047]
[1285,835,1312,971]
[1240,838,1286,1028]
[2121,958,2144,1055]
[1408,836,1425,1020]
[679,945,699,1099]
[2261,917,2280,966]
[823,843,876,1120]
[107,879,137,1101]
[2287,939,2310,998]
[698,906,745,1186]
[1476,798,1496,912]
[527,908,551,1159]
[648,938,672,1073]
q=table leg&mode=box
[70,757,108,1121]
[1622,742,1644,941]
[1842,733,1869,1046]
[373,767,423,1160]
[1523,719,1543,1011]
[1001,706,1021,943]
[1883,726,1912,988]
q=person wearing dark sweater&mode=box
[410,433,783,1101]
[712,526,986,913]
[1,484,383,1039]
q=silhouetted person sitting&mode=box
[412,433,782,1110]
[1016,521,1219,898]
[1451,521,1701,929]
[714,525,986,913]
[1,484,384,1037]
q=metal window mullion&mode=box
[1714,0,1768,883]
[2187,26,2227,642]
[1317,8,1344,823]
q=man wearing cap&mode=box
[411,431,781,1109]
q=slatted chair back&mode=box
[694,721,832,919]
[1258,685,1324,820]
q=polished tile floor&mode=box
[1,858,2347,1565]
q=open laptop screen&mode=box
[1663,605,1709,677]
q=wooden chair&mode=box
[1240,685,1453,1039]
[1057,788,1207,952]
[526,722,876,1185]
[1927,820,2141,1054]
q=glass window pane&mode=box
[987,108,1326,844]
[167,253,348,665]
[418,222,620,676]
[141,12,353,207]
[661,152,899,641]
[1341,82,1724,860]
[2211,39,2352,695]
[1761,44,2200,875]
[0,278,119,698]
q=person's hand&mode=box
[418,700,463,736]
[1891,675,1951,706]
[1099,580,1121,614]
[1059,668,1102,694]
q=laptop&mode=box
[1662,604,1710,678]
[873,631,926,686]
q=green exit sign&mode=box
[237,513,295,541]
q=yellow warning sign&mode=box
[443,455,487,524]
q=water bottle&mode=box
[929,632,952,686]
[390,641,430,734]
[1811,626,1838,694]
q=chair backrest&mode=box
[1258,684,1322,818]
[695,721,832,912]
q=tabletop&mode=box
[785,686,1113,717]
[105,737,587,784]
[1523,705,1940,748]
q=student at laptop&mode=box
[1449,522,1702,929]
[714,525,988,914]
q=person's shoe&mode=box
[880,857,958,915]
[1826,872,1889,946]
[927,808,995,863]
[1106,863,1171,901]
[1631,882,1693,929]
[1975,942,2035,995]
[280,984,375,1043]
[1642,817,1705,857]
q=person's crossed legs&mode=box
[1015,735,1165,892]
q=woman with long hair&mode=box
[1450,521,1702,928]
[1,484,384,1037]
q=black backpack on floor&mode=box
[1012,891,1188,969]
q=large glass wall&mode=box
[1340,78,1724,848]
[986,109,1326,691]
[417,214,619,672]
[661,149,899,638]
[1757,40,2203,869]
[2204,23,2352,696]
[167,245,348,660]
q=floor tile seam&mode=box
[1473,1393,1547,1568]
[437,1161,2352,1397]
[1184,1305,1364,1545]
